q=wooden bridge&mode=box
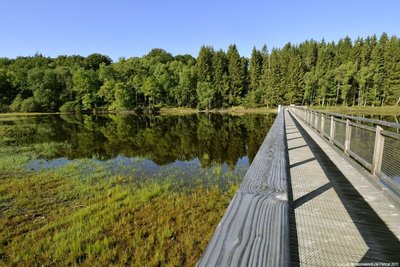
[198,107,400,266]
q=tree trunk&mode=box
[335,85,340,106]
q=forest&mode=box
[0,33,399,113]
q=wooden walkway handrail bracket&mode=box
[198,110,289,267]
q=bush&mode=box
[9,94,23,111]
[59,101,82,113]
[20,97,39,112]
[0,102,9,112]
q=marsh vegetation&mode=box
[0,112,275,266]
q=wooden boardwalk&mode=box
[199,109,400,266]
[287,109,400,265]
[198,110,289,267]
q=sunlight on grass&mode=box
[0,113,270,266]
[0,170,238,266]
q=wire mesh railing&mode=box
[289,106,400,195]
[322,114,331,138]
[333,118,346,149]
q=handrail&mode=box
[197,109,289,267]
[289,106,400,195]
[292,106,400,129]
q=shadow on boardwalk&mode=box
[287,112,400,264]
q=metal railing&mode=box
[289,106,400,195]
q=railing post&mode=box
[344,119,351,155]
[306,110,309,124]
[321,115,325,136]
[371,126,384,176]
[330,116,334,143]
[313,111,317,129]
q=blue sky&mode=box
[1,0,399,61]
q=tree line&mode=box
[0,33,399,113]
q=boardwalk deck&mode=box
[287,109,400,265]
[199,108,400,266]
[198,110,289,267]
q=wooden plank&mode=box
[197,110,289,267]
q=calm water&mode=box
[1,113,276,188]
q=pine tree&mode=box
[227,44,245,106]
[212,50,229,108]
[259,45,270,106]
[384,35,400,105]
[196,46,215,110]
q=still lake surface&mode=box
[1,113,277,188]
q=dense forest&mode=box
[0,33,399,113]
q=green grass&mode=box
[309,105,400,116]
[159,107,199,115]
[1,106,278,118]
[159,106,278,115]
[0,113,252,265]
[210,106,277,115]
[0,121,240,266]
[0,169,238,266]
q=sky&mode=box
[1,0,399,61]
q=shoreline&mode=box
[1,105,399,117]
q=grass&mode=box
[1,106,278,119]
[160,106,277,116]
[210,106,277,114]
[2,105,397,118]
[0,112,59,116]
[0,121,242,266]
[0,169,239,266]
[159,107,199,115]
[0,112,58,122]
[308,105,400,116]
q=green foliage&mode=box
[227,44,246,106]
[20,97,39,112]
[1,33,400,113]
[196,46,215,109]
[59,101,82,113]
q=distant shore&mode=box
[0,105,399,117]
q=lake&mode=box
[0,112,276,266]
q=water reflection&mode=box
[5,113,276,168]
